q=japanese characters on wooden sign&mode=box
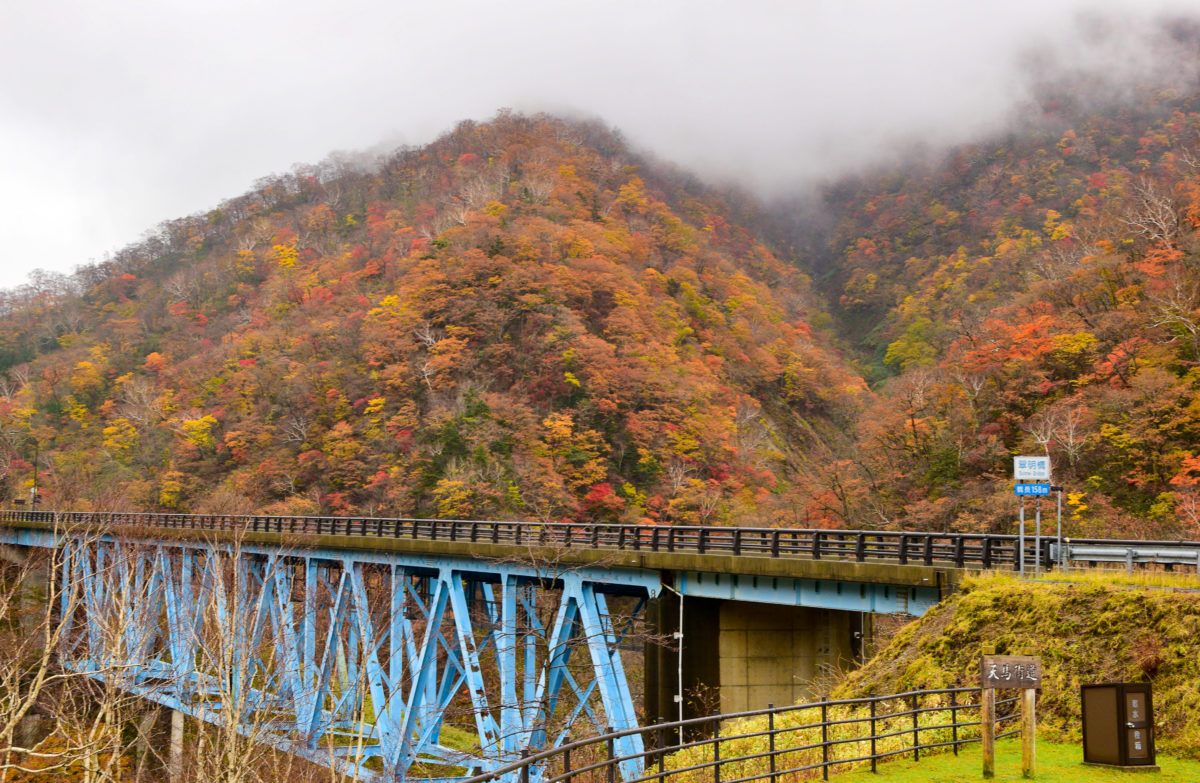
[981,654,1042,690]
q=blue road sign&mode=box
[1014,483,1051,496]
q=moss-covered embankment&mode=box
[832,573,1200,757]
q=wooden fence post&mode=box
[911,692,919,761]
[950,688,959,756]
[982,687,995,779]
[980,652,1041,780]
[1023,688,1037,778]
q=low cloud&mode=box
[0,0,1195,289]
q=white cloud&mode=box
[0,0,1194,289]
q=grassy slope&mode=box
[830,739,1200,782]
[833,573,1200,758]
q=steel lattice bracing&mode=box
[44,532,659,782]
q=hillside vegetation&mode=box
[0,114,860,523]
[834,574,1200,758]
[7,24,1200,539]
[784,27,1200,538]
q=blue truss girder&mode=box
[676,569,940,614]
[32,531,660,782]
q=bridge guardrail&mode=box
[2,510,1198,573]
[459,687,1019,783]
[1063,543,1200,573]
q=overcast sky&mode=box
[1,0,1196,291]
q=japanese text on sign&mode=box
[981,655,1042,690]
[1013,456,1051,481]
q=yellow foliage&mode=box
[1050,331,1098,357]
[540,412,607,492]
[433,478,473,518]
[542,412,575,442]
[102,418,138,455]
[159,471,186,508]
[616,177,649,212]
[271,243,298,269]
[70,359,104,395]
[1067,491,1089,520]
[179,415,219,450]
[564,235,594,258]
[323,421,363,462]
[64,395,91,429]
[1042,208,1061,235]
[668,427,701,458]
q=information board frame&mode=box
[1014,456,1051,481]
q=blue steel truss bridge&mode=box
[0,510,1195,781]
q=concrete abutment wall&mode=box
[646,591,873,721]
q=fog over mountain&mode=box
[0,0,1196,289]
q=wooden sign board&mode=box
[980,654,1042,778]
[981,654,1042,690]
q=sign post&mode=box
[1035,496,1042,575]
[982,683,995,778]
[981,654,1042,779]
[1050,485,1064,569]
[1014,457,1052,577]
[1018,500,1025,576]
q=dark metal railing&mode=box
[460,687,1019,783]
[2,509,1198,573]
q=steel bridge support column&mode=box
[2,525,662,783]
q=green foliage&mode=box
[834,574,1200,759]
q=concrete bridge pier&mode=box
[169,709,184,782]
[0,544,53,749]
[645,590,872,722]
[0,543,49,628]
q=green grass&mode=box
[1027,569,1200,591]
[828,739,1198,781]
[835,574,1200,757]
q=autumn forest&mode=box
[7,39,1200,542]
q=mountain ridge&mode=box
[9,50,1200,540]
[0,112,862,525]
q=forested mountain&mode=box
[803,30,1200,538]
[0,113,862,524]
[8,33,1200,541]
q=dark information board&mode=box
[1082,683,1156,769]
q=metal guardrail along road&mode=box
[461,687,1021,783]
[2,509,1197,573]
